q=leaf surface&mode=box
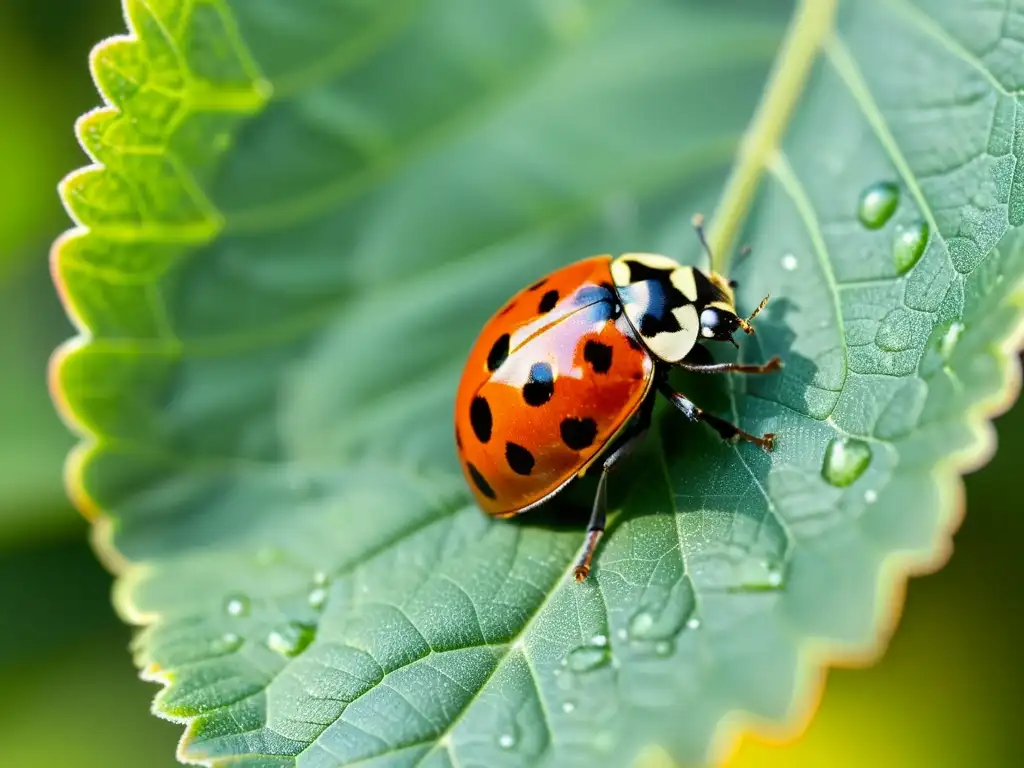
[52,0,1024,766]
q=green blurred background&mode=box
[1,2,1021,766]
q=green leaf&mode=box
[52,0,1024,766]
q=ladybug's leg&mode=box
[573,391,656,582]
[675,355,782,375]
[658,381,775,451]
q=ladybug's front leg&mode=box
[676,356,782,376]
[659,381,775,451]
[573,391,656,582]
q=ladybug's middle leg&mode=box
[658,380,775,451]
[572,390,657,582]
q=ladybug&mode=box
[454,216,781,581]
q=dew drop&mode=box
[498,732,517,750]
[686,617,701,630]
[938,321,964,360]
[822,437,872,487]
[627,611,655,639]
[224,594,250,618]
[857,181,899,229]
[564,640,612,673]
[893,220,929,274]
[864,489,878,504]
[625,580,696,642]
[654,640,674,657]
[781,253,798,271]
[308,587,328,611]
[266,621,316,657]
[562,701,576,714]
[312,571,329,586]
[591,633,608,647]
[212,632,242,654]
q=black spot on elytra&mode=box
[583,340,613,374]
[523,362,554,406]
[470,396,493,443]
[527,278,547,291]
[498,301,516,316]
[538,290,559,313]
[561,417,598,450]
[487,333,510,372]
[626,334,643,351]
[505,442,535,475]
[467,463,496,499]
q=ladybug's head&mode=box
[699,294,770,348]
[690,215,769,347]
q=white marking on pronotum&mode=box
[670,266,698,301]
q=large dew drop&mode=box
[893,220,929,275]
[266,621,316,657]
[857,181,899,229]
[821,437,872,487]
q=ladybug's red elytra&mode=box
[454,216,781,581]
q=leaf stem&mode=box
[707,0,837,273]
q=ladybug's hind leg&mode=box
[659,381,774,451]
[573,391,657,582]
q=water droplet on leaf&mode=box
[564,640,612,673]
[266,621,316,657]
[625,579,696,642]
[864,489,878,504]
[857,181,899,229]
[224,594,250,617]
[312,571,329,586]
[893,220,929,274]
[686,617,701,630]
[822,437,872,487]
[498,731,517,750]
[628,611,655,638]
[562,701,576,714]
[308,587,328,611]
[781,253,798,271]
[654,641,674,657]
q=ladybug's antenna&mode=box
[737,294,770,334]
[691,213,714,271]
